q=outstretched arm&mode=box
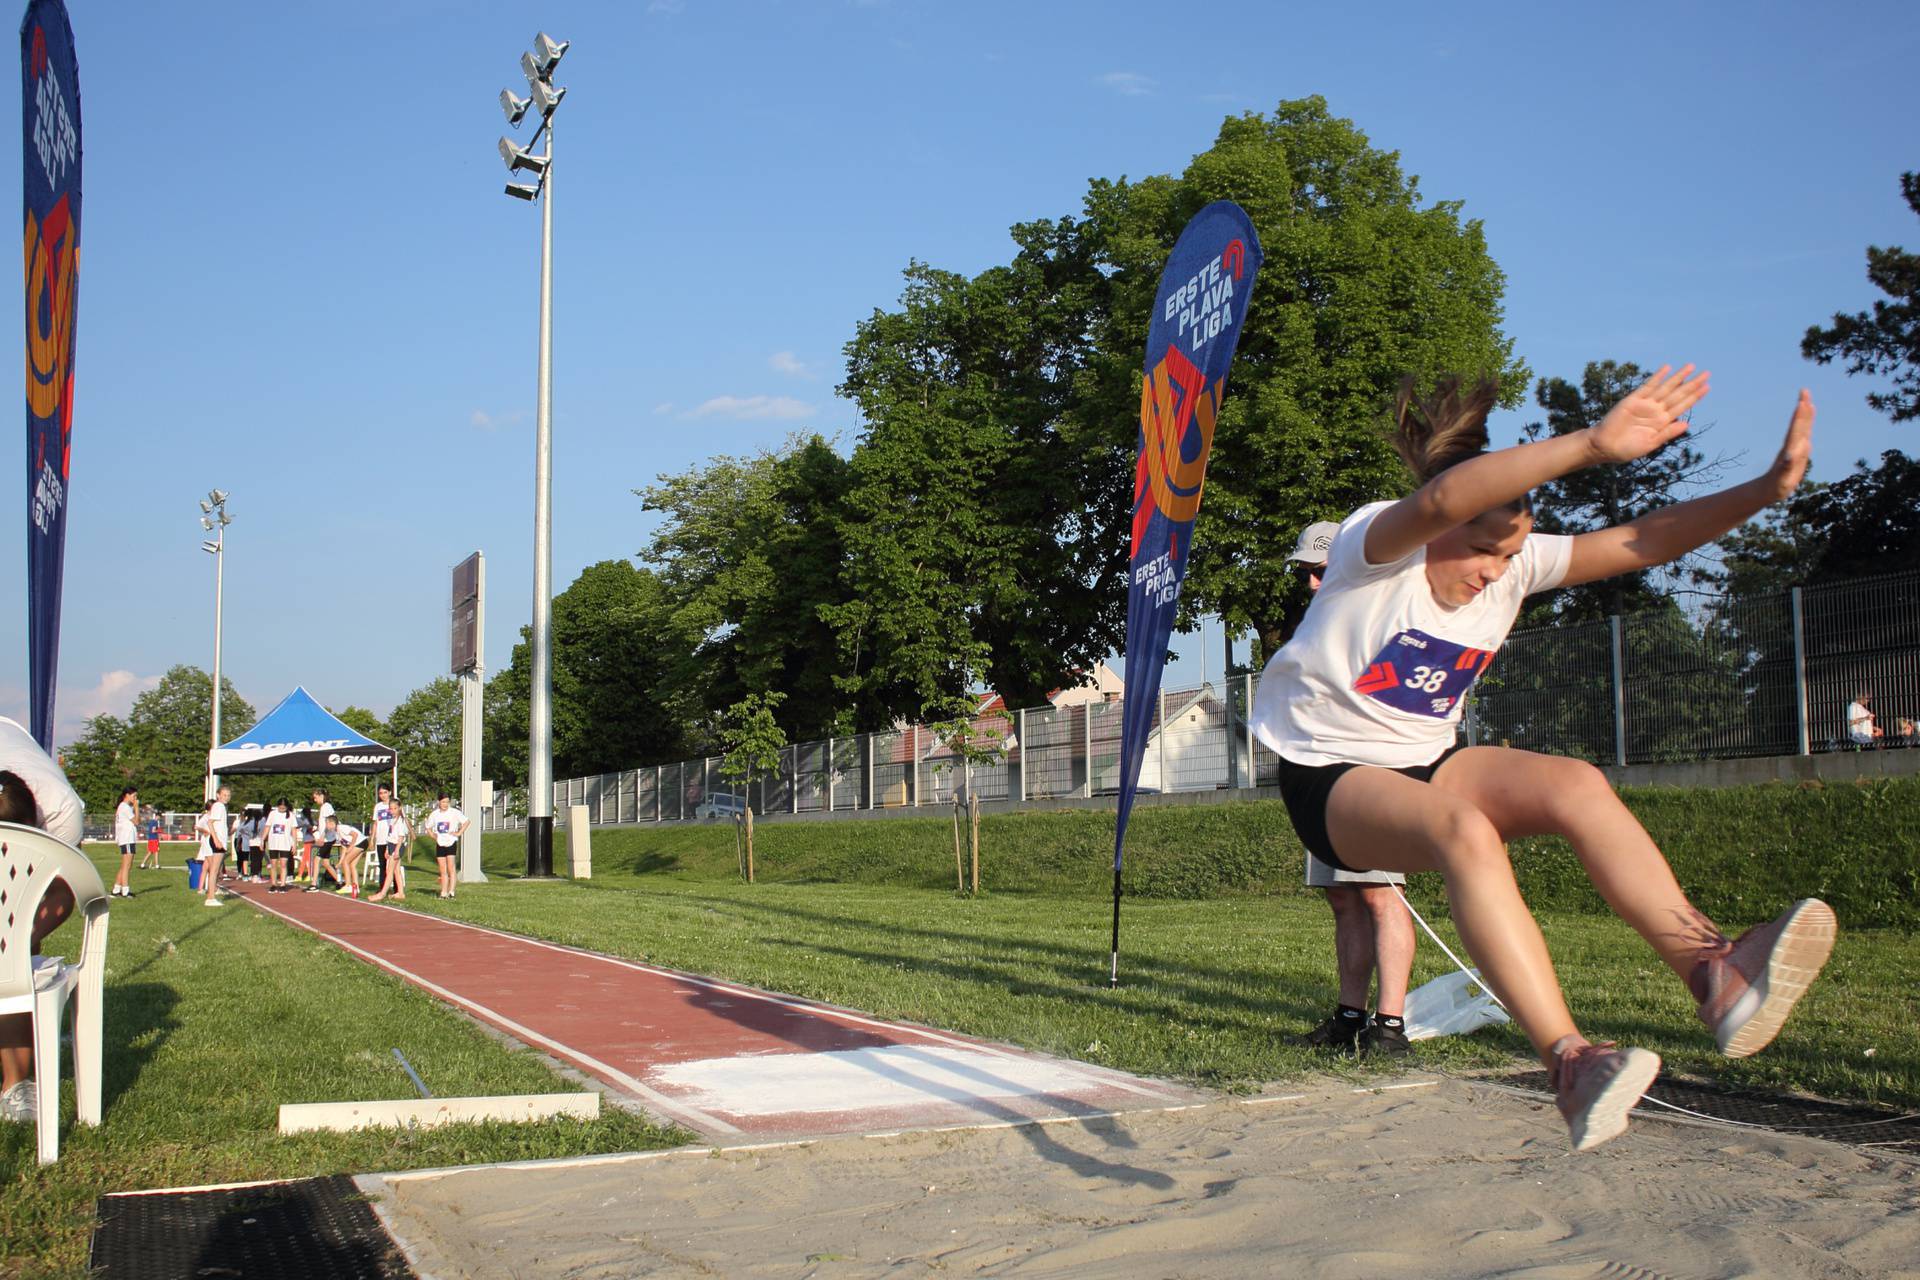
[1365,365,1711,565]
[1560,389,1814,589]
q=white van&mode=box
[694,792,748,820]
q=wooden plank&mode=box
[278,1092,599,1135]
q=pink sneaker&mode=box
[1552,1040,1661,1152]
[1694,899,1837,1059]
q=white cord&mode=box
[1391,886,1504,1007]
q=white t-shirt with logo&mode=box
[114,801,138,844]
[387,811,410,847]
[265,810,296,851]
[425,807,466,848]
[372,799,393,844]
[313,802,335,842]
[332,822,364,848]
[1252,501,1573,769]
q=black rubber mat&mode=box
[1496,1070,1920,1154]
[89,1175,414,1279]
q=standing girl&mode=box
[370,798,410,902]
[110,787,139,897]
[424,791,469,899]
[1251,367,1835,1152]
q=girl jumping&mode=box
[1251,365,1835,1151]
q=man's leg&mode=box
[1359,884,1415,1019]
[1327,887,1377,1010]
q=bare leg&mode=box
[1324,887,1376,1009]
[3,882,75,1088]
[1429,749,1725,980]
[114,851,133,893]
[1359,884,1415,1018]
[1325,767,1579,1061]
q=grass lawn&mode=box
[443,839,1920,1109]
[2,848,685,1280]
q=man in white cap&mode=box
[1285,522,1416,1057]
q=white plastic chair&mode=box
[0,821,110,1163]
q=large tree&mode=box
[1803,172,1920,424]
[640,435,855,738]
[1521,359,1726,622]
[1711,450,1920,591]
[69,666,256,815]
[385,679,461,799]
[831,97,1527,699]
[486,560,696,786]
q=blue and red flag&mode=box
[21,0,81,750]
[1110,201,1262,981]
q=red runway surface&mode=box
[234,884,1201,1140]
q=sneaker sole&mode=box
[1569,1048,1661,1152]
[1720,899,1838,1059]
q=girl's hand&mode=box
[1763,389,1815,502]
[1586,364,1711,464]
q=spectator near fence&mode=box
[1847,690,1883,747]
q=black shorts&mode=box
[118,842,135,856]
[1277,743,1467,874]
[435,845,457,859]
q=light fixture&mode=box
[520,50,542,83]
[200,516,214,531]
[529,78,566,115]
[500,89,530,127]
[531,32,568,75]
[218,511,233,526]
[199,498,213,513]
[498,137,550,174]
[201,540,220,554]
[504,180,540,201]
[210,489,228,504]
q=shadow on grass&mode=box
[101,982,180,1113]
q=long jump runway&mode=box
[233,884,1202,1141]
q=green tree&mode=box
[1711,450,1920,590]
[385,679,460,799]
[1521,360,1726,622]
[717,691,788,882]
[486,560,695,787]
[1803,172,1920,423]
[60,714,129,818]
[640,435,854,738]
[118,666,254,813]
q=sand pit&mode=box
[364,1077,1920,1278]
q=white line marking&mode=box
[240,892,741,1136]
[1353,1080,1442,1094]
[106,1176,298,1198]
[344,895,1189,1103]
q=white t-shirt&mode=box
[1251,501,1573,768]
[114,801,138,844]
[265,810,296,851]
[387,812,411,847]
[204,801,229,858]
[313,801,335,841]
[425,807,466,847]
[332,822,364,848]
[0,714,84,845]
[373,799,393,844]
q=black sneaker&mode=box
[1359,1019,1413,1059]
[1298,1011,1366,1054]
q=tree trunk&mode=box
[745,804,755,884]
[968,793,980,894]
[734,813,744,881]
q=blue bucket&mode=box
[187,859,202,892]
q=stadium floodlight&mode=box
[498,137,550,175]
[500,88,530,127]
[218,510,233,526]
[504,180,540,201]
[200,516,214,531]
[520,50,542,84]
[531,32,568,75]
[529,78,566,115]
[209,489,228,504]
[200,540,219,554]
[198,498,212,513]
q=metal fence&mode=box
[481,568,1920,830]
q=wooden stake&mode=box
[969,793,980,894]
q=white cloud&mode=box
[769,351,814,379]
[1098,71,1155,97]
[470,409,526,432]
[652,402,675,415]
[685,395,813,421]
[69,670,162,722]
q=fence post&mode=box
[865,733,875,810]
[826,736,834,811]
[1017,709,1028,802]
[654,765,662,822]
[1157,687,1168,793]
[1609,615,1627,767]
[1791,586,1810,756]
[790,744,798,813]
[1083,701,1094,798]
[1243,672,1255,790]
[912,724,921,806]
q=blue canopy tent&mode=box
[208,687,396,778]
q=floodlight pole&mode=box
[525,115,557,878]
[202,504,227,802]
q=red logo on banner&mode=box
[1130,344,1224,559]
[1353,662,1399,695]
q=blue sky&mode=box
[3,0,1916,747]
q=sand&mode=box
[362,1076,1920,1279]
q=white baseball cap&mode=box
[1286,521,1341,566]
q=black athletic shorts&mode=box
[1277,742,1468,874]
[117,842,135,857]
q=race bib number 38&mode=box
[1352,628,1495,718]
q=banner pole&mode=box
[1108,865,1123,987]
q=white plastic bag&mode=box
[1402,968,1510,1042]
